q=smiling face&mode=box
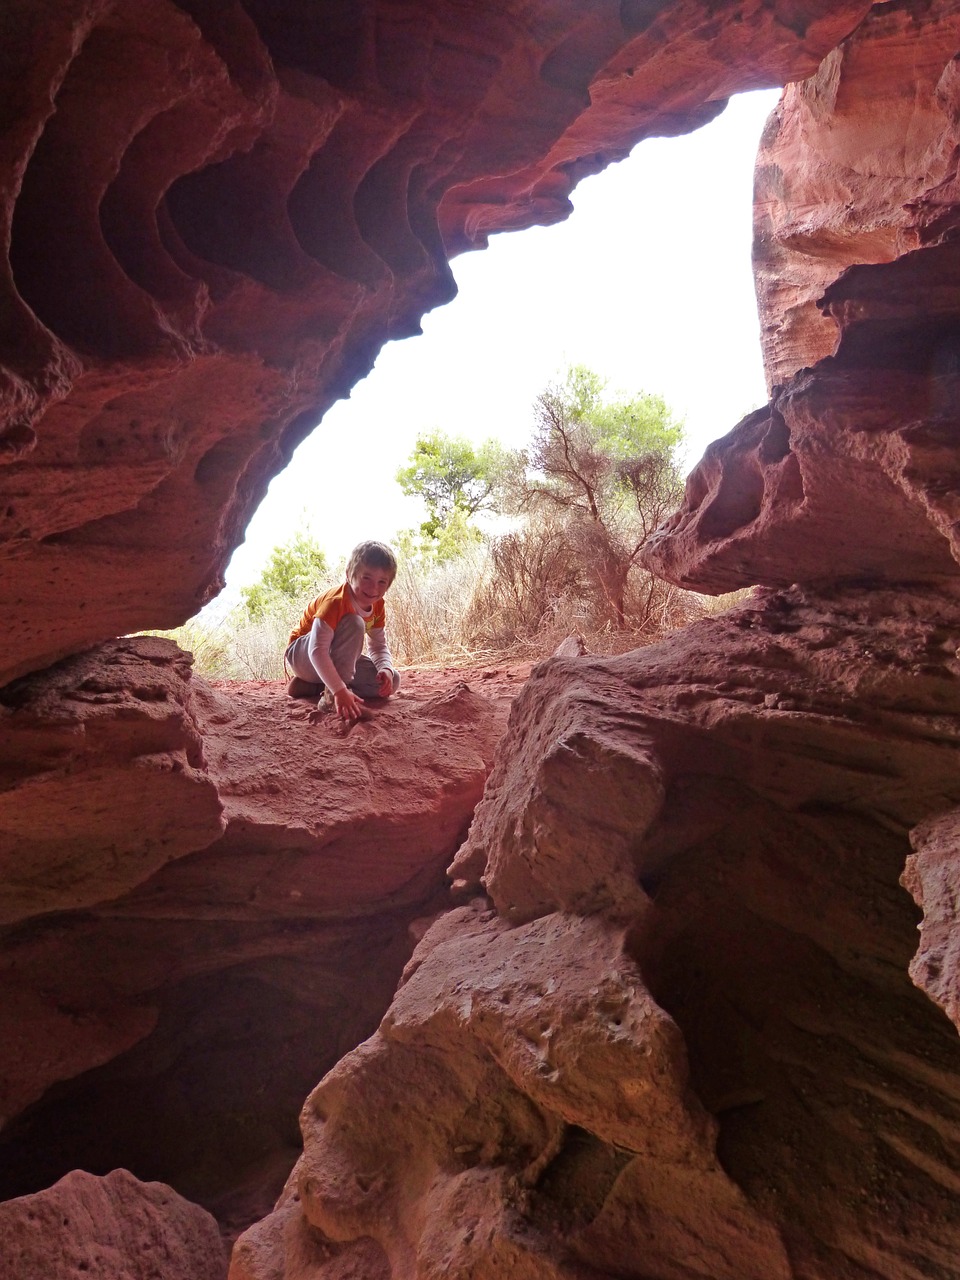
[349,561,394,609]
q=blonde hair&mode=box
[346,540,397,583]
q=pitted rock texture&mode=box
[0,0,873,686]
[0,635,224,927]
[237,586,960,1280]
[0,1167,226,1280]
[903,809,960,1031]
[234,905,788,1280]
[0,640,519,1236]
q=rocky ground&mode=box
[0,646,530,1247]
[235,584,960,1280]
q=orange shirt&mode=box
[288,581,386,644]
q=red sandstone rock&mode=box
[0,989,158,1129]
[271,901,788,1280]
[0,0,872,686]
[903,810,960,1031]
[244,585,960,1279]
[158,675,506,919]
[754,0,960,392]
[0,1167,226,1280]
[231,1200,390,1280]
[7,3,960,1277]
[0,636,224,925]
[0,642,518,1236]
[643,1,960,595]
[640,374,960,592]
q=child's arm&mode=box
[367,626,397,697]
[306,618,363,718]
[306,618,345,693]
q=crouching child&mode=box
[285,540,400,722]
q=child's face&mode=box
[350,562,393,608]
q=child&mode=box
[285,540,400,722]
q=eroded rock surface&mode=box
[0,0,872,686]
[0,1167,227,1280]
[0,636,224,927]
[238,586,960,1279]
[754,0,960,392]
[6,1,960,1277]
[903,810,960,1031]
[0,640,517,1236]
[642,0,960,596]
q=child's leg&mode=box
[349,657,401,697]
[289,616,397,699]
[328,613,367,688]
[284,637,323,697]
[331,619,400,698]
[287,616,367,686]
[285,637,321,681]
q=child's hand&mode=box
[334,687,365,721]
[377,669,395,698]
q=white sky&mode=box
[223,87,781,598]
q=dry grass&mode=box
[144,542,742,680]
[145,612,291,681]
[387,544,495,665]
[696,586,757,615]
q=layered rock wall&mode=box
[754,0,960,392]
[643,0,960,595]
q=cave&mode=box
[4,2,960,1278]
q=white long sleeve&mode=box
[306,618,346,694]
[367,626,395,675]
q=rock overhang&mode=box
[0,0,874,686]
[7,2,960,1275]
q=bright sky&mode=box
[223,87,781,598]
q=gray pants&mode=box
[284,613,399,696]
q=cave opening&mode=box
[0,83,782,1241]
[5,2,960,1273]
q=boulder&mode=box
[0,1168,226,1280]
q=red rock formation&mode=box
[223,7,960,1265]
[0,636,223,926]
[754,0,960,393]
[903,810,960,1030]
[643,0,960,595]
[0,1167,226,1280]
[0,0,872,687]
[236,585,960,1278]
[0,639,515,1231]
[6,1,960,1276]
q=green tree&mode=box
[517,365,686,629]
[396,431,519,556]
[240,528,329,619]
